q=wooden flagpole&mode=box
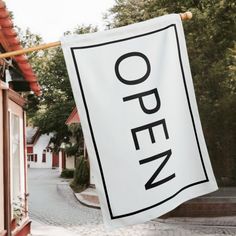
[0,12,192,59]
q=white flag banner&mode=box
[61,14,218,229]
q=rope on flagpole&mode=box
[0,12,192,59]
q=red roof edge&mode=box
[0,0,41,96]
[65,107,80,125]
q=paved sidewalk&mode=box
[31,221,78,236]
[29,169,236,236]
[73,186,236,235]
[76,187,236,216]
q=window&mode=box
[42,151,46,162]
[28,154,37,162]
[11,114,21,201]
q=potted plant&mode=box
[12,196,25,226]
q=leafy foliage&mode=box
[25,47,74,151]
[21,26,96,151]
[71,156,90,188]
[60,169,75,179]
[106,0,236,185]
[65,123,84,157]
[20,2,236,185]
[12,196,25,225]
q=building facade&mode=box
[0,1,41,235]
[59,107,81,172]
[26,127,59,169]
[61,107,95,186]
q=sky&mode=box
[6,0,116,42]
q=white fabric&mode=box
[61,14,218,229]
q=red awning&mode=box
[0,0,41,95]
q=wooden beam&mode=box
[2,89,11,236]
[0,41,60,59]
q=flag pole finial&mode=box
[180,11,193,21]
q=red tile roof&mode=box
[0,0,41,95]
[26,127,40,144]
[65,107,80,125]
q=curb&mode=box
[73,188,101,209]
[73,192,101,209]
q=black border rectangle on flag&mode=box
[61,14,218,229]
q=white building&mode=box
[26,127,59,168]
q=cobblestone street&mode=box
[28,169,236,236]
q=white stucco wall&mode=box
[66,156,75,169]
[59,151,63,173]
[58,151,95,186]
[28,134,53,168]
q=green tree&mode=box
[65,123,84,157]
[106,0,236,185]
[24,45,74,151]
[20,26,97,151]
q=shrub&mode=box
[65,143,79,156]
[70,181,86,193]
[60,169,74,178]
[72,155,90,188]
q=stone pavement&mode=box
[31,221,78,236]
[76,186,236,216]
[28,169,236,236]
[28,169,101,227]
